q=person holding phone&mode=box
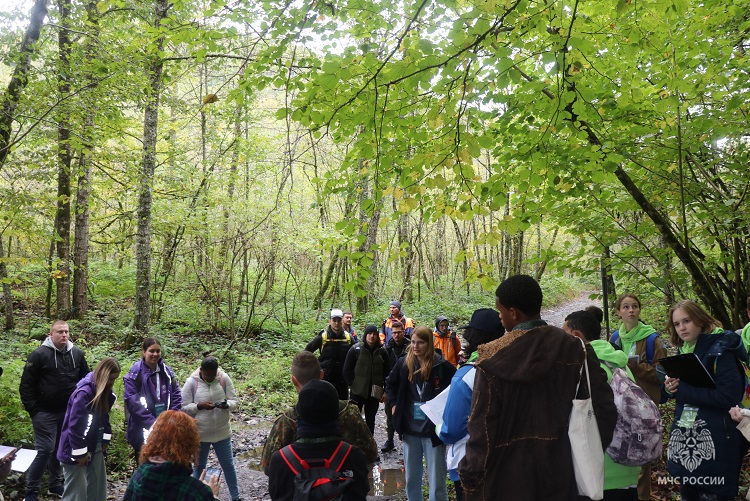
[123,338,182,462]
[181,355,241,501]
[124,410,220,501]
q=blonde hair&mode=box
[405,326,435,382]
[89,357,120,414]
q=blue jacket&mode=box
[123,358,182,447]
[56,372,115,464]
[665,331,746,497]
[438,360,475,481]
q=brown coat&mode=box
[624,335,668,403]
[459,325,617,501]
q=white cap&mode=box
[330,308,344,319]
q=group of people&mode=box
[17,325,240,501]
[297,276,750,501]
[11,277,750,501]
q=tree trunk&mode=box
[0,236,14,330]
[355,172,380,314]
[53,0,72,320]
[71,0,100,319]
[0,0,49,169]
[134,0,170,335]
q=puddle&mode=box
[370,465,405,496]
[239,447,406,496]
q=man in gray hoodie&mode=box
[19,320,88,501]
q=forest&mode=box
[0,0,748,493]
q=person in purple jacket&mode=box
[123,338,182,461]
[56,357,120,501]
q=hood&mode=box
[477,325,583,384]
[435,315,449,332]
[703,330,747,359]
[590,339,628,368]
[42,336,79,369]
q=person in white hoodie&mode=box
[181,355,241,501]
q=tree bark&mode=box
[0,0,49,169]
[134,0,170,335]
[54,0,73,320]
[71,0,100,319]
[0,236,14,330]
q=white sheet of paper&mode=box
[421,386,450,426]
[0,445,38,473]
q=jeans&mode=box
[26,411,64,495]
[193,437,240,500]
[61,442,106,501]
[402,433,448,501]
[384,401,394,440]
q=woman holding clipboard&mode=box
[663,300,746,501]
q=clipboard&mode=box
[658,353,716,389]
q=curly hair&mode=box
[667,299,722,348]
[139,410,200,468]
[495,274,543,316]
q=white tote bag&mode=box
[568,337,604,500]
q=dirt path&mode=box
[106,293,603,501]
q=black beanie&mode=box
[296,379,340,424]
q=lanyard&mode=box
[415,381,426,402]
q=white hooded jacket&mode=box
[181,368,238,443]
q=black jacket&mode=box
[19,338,89,416]
[385,353,456,438]
[665,331,746,498]
[384,339,408,375]
[305,327,354,382]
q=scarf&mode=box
[679,327,724,354]
[617,321,656,356]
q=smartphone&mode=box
[214,400,228,409]
[1,447,18,463]
[205,466,222,481]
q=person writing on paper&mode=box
[386,326,455,501]
[663,300,746,501]
[459,275,616,501]
[438,308,504,501]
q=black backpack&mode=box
[279,441,355,501]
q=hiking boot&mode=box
[23,494,39,501]
[48,485,64,498]
[380,439,395,452]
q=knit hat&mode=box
[363,324,379,336]
[296,379,340,424]
[390,300,402,309]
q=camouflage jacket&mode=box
[260,399,378,474]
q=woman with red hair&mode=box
[124,410,220,500]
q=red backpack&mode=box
[279,441,355,501]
